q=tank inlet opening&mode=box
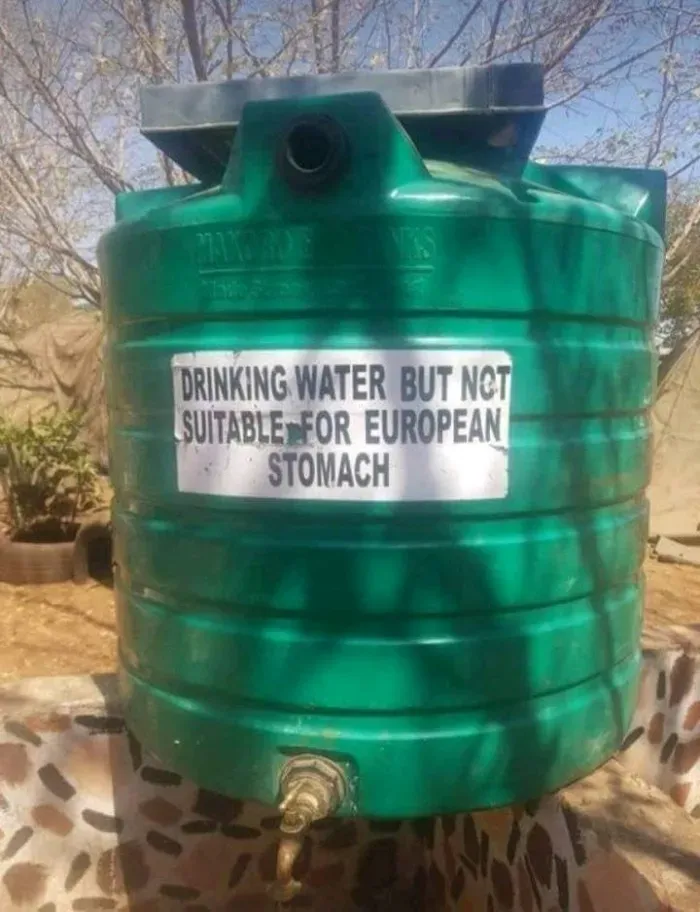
[278,115,348,192]
[269,754,348,903]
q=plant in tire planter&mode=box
[0,411,99,584]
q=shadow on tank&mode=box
[201,89,655,820]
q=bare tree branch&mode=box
[645,2,684,167]
[0,0,696,331]
[542,0,612,74]
[665,196,700,281]
[428,0,483,68]
[547,33,689,110]
[209,0,237,77]
[484,0,508,60]
[330,0,340,72]
[181,0,208,80]
[669,152,700,181]
[309,0,326,72]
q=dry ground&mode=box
[0,555,697,679]
[0,578,116,679]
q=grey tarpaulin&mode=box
[0,311,106,468]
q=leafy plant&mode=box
[0,411,98,538]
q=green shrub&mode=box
[0,411,98,538]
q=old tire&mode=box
[0,534,76,585]
[73,518,112,585]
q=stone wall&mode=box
[0,629,697,912]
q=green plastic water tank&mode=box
[98,64,666,818]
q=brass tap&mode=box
[269,755,347,903]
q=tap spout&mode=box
[269,755,348,903]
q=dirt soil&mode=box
[644,554,700,629]
[0,579,116,680]
[0,555,697,680]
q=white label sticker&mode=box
[172,349,512,502]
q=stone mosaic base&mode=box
[0,681,422,910]
[426,761,699,911]
[618,625,700,816]
[0,635,698,912]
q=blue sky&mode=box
[541,100,619,149]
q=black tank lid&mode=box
[140,63,546,184]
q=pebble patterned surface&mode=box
[0,631,697,912]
